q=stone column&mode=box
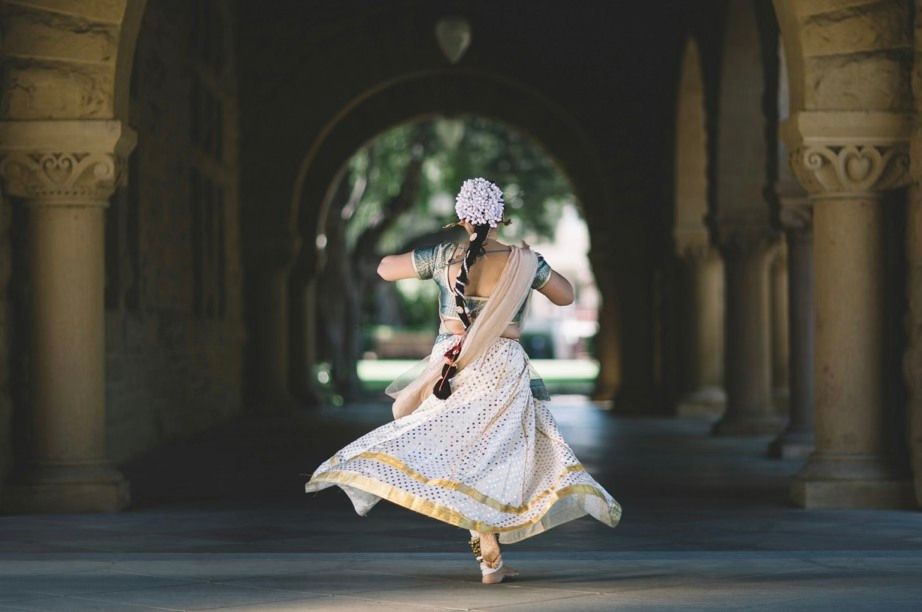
[0,120,134,513]
[712,224,785,436]
[768,198,816,459]
[590,266,621,403]
[252,231,300,412]
[770,242,790,410]
[908,188,922,506]
[675,236,725,418]
[907,8,922,509]
[288,255,321,406]
[785,111,915,508]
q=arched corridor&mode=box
[1,0,922,607]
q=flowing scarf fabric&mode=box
[386,244,539,419]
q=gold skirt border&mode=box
[346,450,586,515]
[306,468,621,543]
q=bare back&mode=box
[442,240,517,337]
[445,242,512,298]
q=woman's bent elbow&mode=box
[377,259,390,281]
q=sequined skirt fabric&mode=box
[304,335,622,543]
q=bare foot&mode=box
[479,532,500,566]
[477,532,519,584]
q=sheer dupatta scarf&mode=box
[386,244,540,420]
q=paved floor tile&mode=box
[0,402,920,610]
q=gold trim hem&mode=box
[305,469,621,543]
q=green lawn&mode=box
[356,359,599,394]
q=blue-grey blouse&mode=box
[411,241,552,328]
[412,240,553,400]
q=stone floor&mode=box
[1,397,921,610]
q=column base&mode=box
[0,464,130,514]
[767,429,814,459]
[789,451,917,508]
[676,387,726,419]
[790,477,916,509]
[711,412,785,436]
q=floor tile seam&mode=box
[101,566,353,581]
[468,593,612,612]
[43,586,330,612]
[18,576,328,601]
[462,591,601,611]
[341,566,609,593]
[13,577,334,607]
[314,590,467,611]
[0,590,183,611]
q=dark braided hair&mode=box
[433,222,491,399]
[452,223,491,329]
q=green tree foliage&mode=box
[316,115,575,398]
[346,116,574,254]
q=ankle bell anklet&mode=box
[468,535,483,561]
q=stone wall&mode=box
[102,0,245,465]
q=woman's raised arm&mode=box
[377,251,418,281]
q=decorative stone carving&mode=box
[0,120,136,205]
[434,16,471,64]
[789,144,910,196]
[0,152,124,203]
[780,111,912,198]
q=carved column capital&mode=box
[714,207,779,260]
[674,230,714,263]
[0,120,136,205]
[717,226,779,260]
[789,143,910,198]
[781,111,911,199]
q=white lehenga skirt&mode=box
[304,334,622,543]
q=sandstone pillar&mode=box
[252,232,301,412]
[588,243,621,403]
[907,9,922,509]
[675,239,725,417]
[908,188,922,506]
[712,226,784,436]
[785,111,915,508]
[770,243,790,409]
[768,199,815,459]
[0,120,134,513]
[289,260,321,406]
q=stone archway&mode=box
[281,69,616,405]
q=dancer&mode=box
[305,177,621,584]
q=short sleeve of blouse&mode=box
[532,252,552,289]
[412,242,452,280]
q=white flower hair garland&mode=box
[454,177,505,227]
